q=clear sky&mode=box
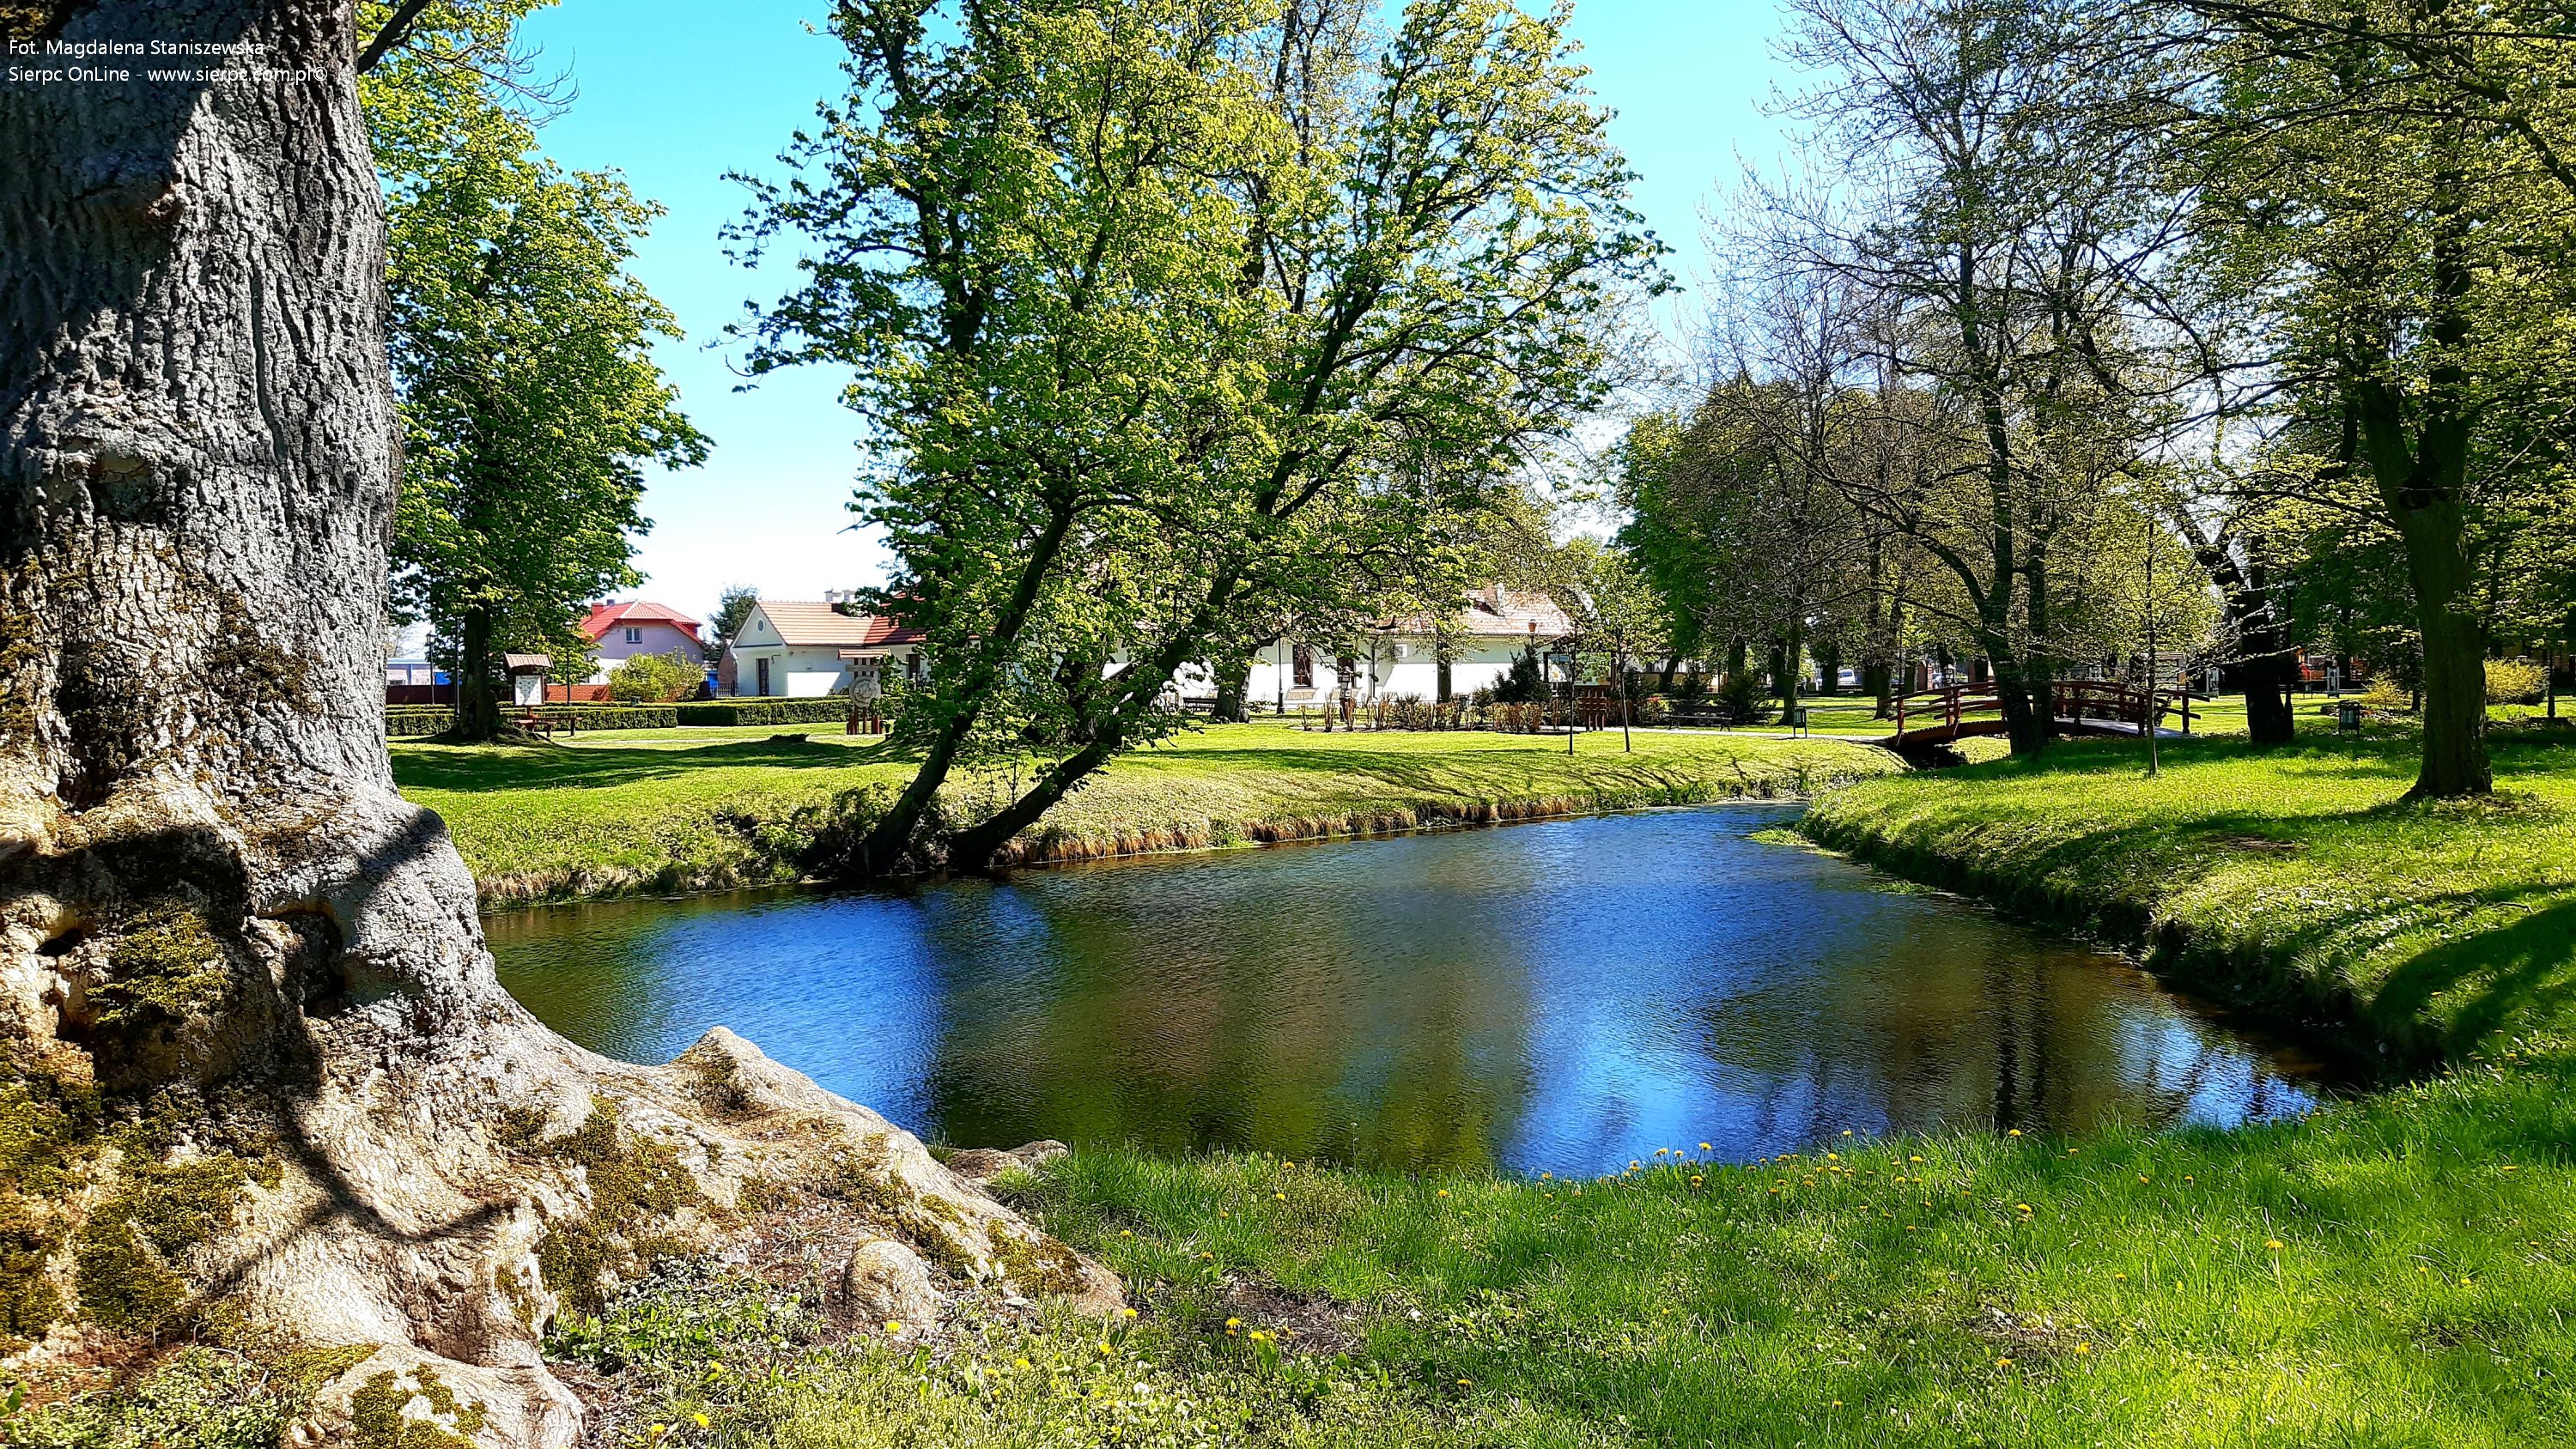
[505,0,1795,625]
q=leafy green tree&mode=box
[711,585,762,646]
[737,0,1661,873]
[1545,540,1669,752]
[2178,0,2576,794]
[369,6,707,740]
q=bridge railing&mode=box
[1893,679,2212,738]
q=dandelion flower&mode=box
[1996,1356,2013,1367]
[1456,1378,1472,1387]
[2007,1129,2022,1137]
[1700,1143,1712,1151]
[1226,1317,1242,1328]
[1273,1191,1286,1201]
[884,1319,904,1335]
[1121,1307,1139,1319]
[2265,1240,2284,1252]
[2071,1343,2092,1355]
[1015,1357,1032,1369]
[693,1414,710,1429]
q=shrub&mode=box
[2487,658,2546,706]
[607,650,704,703]
[1716,671,1768,724]
[531,705,680,731]
[673,698,850,727]
[2358,677,2413,715]
[385,707,453,737]
[1493,646,1548,704]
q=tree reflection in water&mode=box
[489,807,2318,1175]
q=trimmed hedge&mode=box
[386,698,852,736]
[386,707,454,737]
[531,704,679,730]
[672,699,850,727]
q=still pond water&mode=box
[489,806,2317,1176]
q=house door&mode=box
[756,658,771,696]
[1291,645,1313,688]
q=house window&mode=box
[623,627,642,645]
[906,652,922,682]
[1291,645,1314,688]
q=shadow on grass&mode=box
[2375,900,2576,1052]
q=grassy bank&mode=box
[1802,724,2576,1071]
[501,724,2571,1449]
[25,730,2573,1446]
[393,723,1905,905]
[579,1077,2561,1448]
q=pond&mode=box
[488,805,2319,1176]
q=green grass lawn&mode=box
[393,722,1905,904]
[507,723,2573,1449]
[27,724,2573,1445]
[1804,723,2576,1068]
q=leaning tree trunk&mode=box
[0,5,1112,1440]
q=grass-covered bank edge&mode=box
[1798,727,2576,1077]
[404,730,1908,908]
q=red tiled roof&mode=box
[581,600,703,639]
[753,600,923,648]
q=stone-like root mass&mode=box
[0,786,1116,1448]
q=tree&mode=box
[1546,540,1669,752]
[710,584,762,645]
[738,0,1661,873]
[1765,0,2195,755]
[375,34,708,741]
[2174,0,2576,795]
[0,2,1109,1430]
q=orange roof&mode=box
[753,600,923,648]
[582,600,703,639]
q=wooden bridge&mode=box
[1885,681,2199,748]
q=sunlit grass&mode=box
[558,1056,2572,1448]
[393,722,1904,904]
[1806,724,2576,1064]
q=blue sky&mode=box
[507,0,1794,623]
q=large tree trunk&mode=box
[1211,656,1252,723]
[452,603,504,740]
[0,5,1111,1438]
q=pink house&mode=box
[580,601,707,683]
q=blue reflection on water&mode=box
[489,806,2317,1174]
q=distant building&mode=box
[724,599,923,698]
[385,658,444,687]
[1242,585,1575,706]
[580,601,707,683]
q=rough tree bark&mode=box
[453,603,503,741]
[0,4,1113,1440]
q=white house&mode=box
[725,598,923,698]
[1241,585,1574,708]
[581,601,707,683]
